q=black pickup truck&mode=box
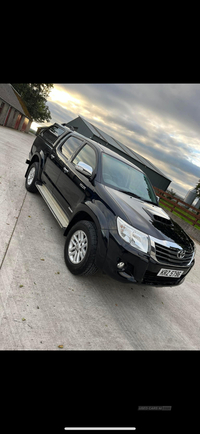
[25,122,195,286]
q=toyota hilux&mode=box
[24,123,195,286]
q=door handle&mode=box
[50,154,55,160]
[63,167,69,173]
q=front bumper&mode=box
[103,231,195,286]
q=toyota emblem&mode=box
[177,250,185,259]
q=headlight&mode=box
[117,217,150,253]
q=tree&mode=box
[11,83,54,123]
[195,180,200,198]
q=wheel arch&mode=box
[64,205,109,270]
[30,154,40,164]
[25,152,43,179]
[64,210,95,237]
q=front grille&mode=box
[155,243,193,267]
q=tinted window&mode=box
[102,153,157,204]
[72,144,96,170]
[42,125,64,144]
[61,136,83,160]
[49,125,65,136]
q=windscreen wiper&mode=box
[118,189,142,199]
[118,190,157,204]
[143,199,157,205]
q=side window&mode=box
[72,144,96,170]
[42,125,64,144]
[61,136,84,160]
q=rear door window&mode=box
[60,136,84,160]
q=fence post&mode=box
[192,217,198,226]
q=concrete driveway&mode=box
[1,126,200,350]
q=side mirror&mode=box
[156,195,160,205]
[75,161,93,178]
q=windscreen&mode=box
[102,153,157,204]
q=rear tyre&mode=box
[64,220,98,276]
[25,162,39,193]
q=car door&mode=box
[40,124,66,192]
[55,142,97,215]
[52,135,86,214]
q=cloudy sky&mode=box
[34,83,200,199]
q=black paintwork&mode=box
[25,123,195,284]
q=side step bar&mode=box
[36,183,69,228]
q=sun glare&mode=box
[31,121,40,131]
[49,88,81,107]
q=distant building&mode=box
[0,83,32,133]
[66,116,171,191]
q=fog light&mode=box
[117,261,125,269]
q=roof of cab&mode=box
[55,123,144,174]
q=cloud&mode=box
[44,84,200,198]
[47,101,75,124]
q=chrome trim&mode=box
[149,235,195,267]
[36,184,69,228]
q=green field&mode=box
[159,198,200,230]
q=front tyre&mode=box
[25,162,39,193]
[64,220,98,276]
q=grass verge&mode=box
[159,199,200,230]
